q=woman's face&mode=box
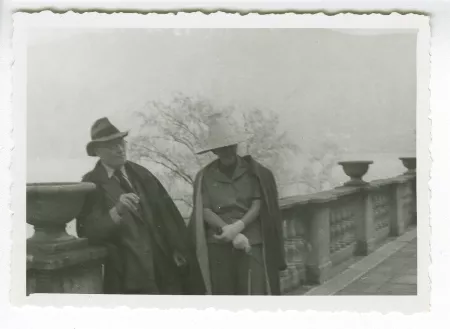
[212,144,238,167]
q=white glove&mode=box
[214,220,245,242]
[232,233,251,253]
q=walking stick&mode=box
[245,249,265,295]
[245,245,266,296]
[246,247,258,296]
[247,267,252,296]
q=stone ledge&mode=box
[27,259,105,294]
[279,186,363,210]
[27,245,107,270]
[279,174,416,211]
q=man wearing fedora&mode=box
[189,114,286,295]
[76,117,205,295]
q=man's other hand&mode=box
[115,193,140,215]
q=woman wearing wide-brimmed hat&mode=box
[189,114,286,295]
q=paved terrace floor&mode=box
[290,227,417,296]
[335,237,417,295]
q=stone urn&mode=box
[338,161,373,186]
[399,157,416,175]
[27,182,96,252]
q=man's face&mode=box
[94,138,127,169]
[212,144,238,167]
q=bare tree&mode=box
[129,93,300,213]
[129,94,344,216]
[241,108,300,185]
[296,140,342,193]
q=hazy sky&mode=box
[26,28,417,183]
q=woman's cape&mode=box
[188,155,287,295]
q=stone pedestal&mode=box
[26,182,107,295]
[27,241,107,294]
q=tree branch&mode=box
[159,108,201,143]
[135,144,195,185]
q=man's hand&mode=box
[232,233,251,253]
[214,220,245,242]
[115,193,140,215]
[173,251,187,267]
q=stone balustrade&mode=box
[26,157,417,295]
[279,157,417,293]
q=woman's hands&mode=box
[213,220,245,242]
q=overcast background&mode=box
[26,28,416,235]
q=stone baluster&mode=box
[280,206,308,293]
[364,181,395,249]
[26,182,107,295]
[329,200,358,256]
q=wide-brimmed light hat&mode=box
[196,113,251,155]
[86,117,129,156]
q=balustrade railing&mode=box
[278,157,417,293]
[26,157,417,295]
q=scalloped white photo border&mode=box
[1,4,439,326]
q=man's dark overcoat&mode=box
[76,160,205,295]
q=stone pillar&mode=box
[26,182,107,295]
[305,195,333,284]
[354,187,376,256]
[399,156,417,225]
[337,161,375,256]
[390,175,415,237]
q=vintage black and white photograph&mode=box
[11,13,429,308]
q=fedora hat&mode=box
[196,113,251,155]
[86,117,129,156]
